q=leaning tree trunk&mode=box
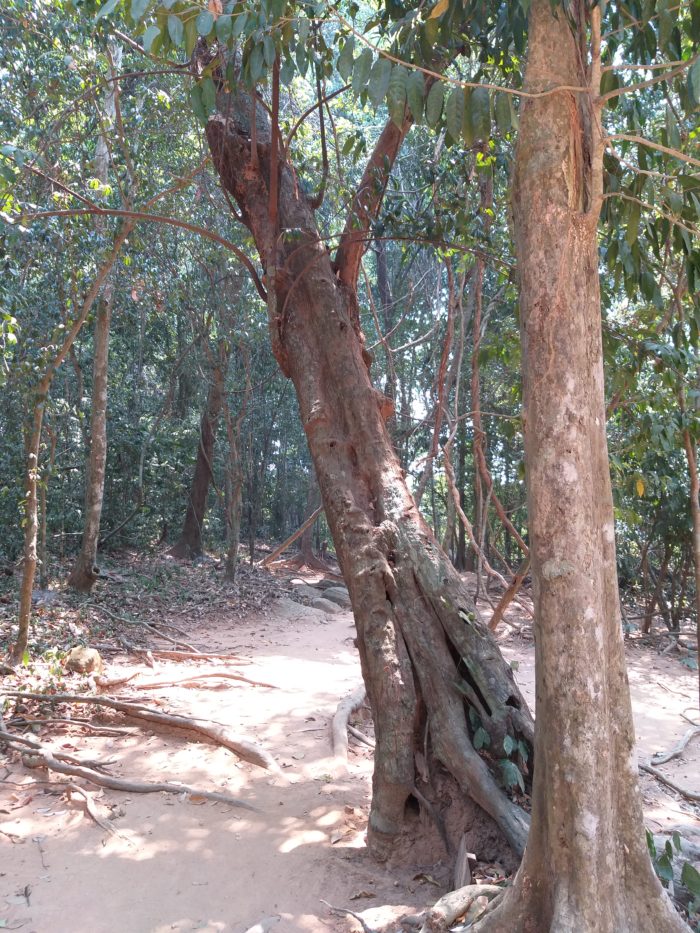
[206,85,532,860]
[170,346,228,559]
[470,2,689,930]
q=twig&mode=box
[650,727,700,766]
[1,691,281,773]
[129,647,250,663]
[320,898,376,933]
[66,783,129,840]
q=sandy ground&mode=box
[1,576,699,933]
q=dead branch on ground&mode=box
[417,883,503,932]
[651,726,700,766]
[640,762,700,802]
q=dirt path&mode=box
[1,579,699,933]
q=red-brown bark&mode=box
[205,88,532,861]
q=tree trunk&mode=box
[171,347,228,559]
[298,468,322,566]
[10,226,131,663]
[682,427,700,710]
[471,2,689,929]
[67,291,113,591]
[68,42,123,593]
[206,87,532,861]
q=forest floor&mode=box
[0,553,698,933]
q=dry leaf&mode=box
[413,873,440,887]
[208,0,223,17]
[349,890,375,901]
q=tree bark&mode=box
[206,86,533,861]
[170,344,229,559]
[68,42,124,593]
[11,226,131,663]
[470,2,690,929]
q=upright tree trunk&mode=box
[10,227,131,663]
[171,346,228,559]
[471,2,689,929]
[68,42,123,593]
[207,85,532,860]
[298,468,322,566]
[67,291,113,591]
[682,427,700,710]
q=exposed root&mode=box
[332,684,367,774]
[128,647,251,663]
[639,762,700,802]
[320,898,377,933]
[650,727,700,766]
[2,690,281,773]
[418,884,503,932]
[0,725,258,811]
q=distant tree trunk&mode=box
[10,227,131,663]
[67,291,113,591]
[171,345,229,559]
[471,2,689,929]
[68,42,123,593]
[298,468,322,565]
[207,82,532,860]
[37,425,57,590]
[223,345,251,582]
[682,426,700,710]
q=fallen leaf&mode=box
[349,890,375,900]
[413,873,440,887]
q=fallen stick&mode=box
[1,691,281,773]
[129,647,251,663]
[488,556,531,632]
[651,727,700,766]
[66,783,127,839]
[259,506,324,567]
[419,883,503,933]
[132,670,278,691]
[639,762,700,802]
[332,685,367,774]
[0,729,258,811]
[347,724,375,748]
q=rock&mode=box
[310,597,342,615]
[320,586,351,608]
[65,646,104,674]
[289,582,320,600]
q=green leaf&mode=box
[95,0,121,22]
[184,16,197,56]
[503,734,516,755]
[337,38,355,82]
[201,76,217,115]
[625,198,641,245]
[367,57,391,108]
[499,759,525,793]
[406,71,425,123]
[473,726,490,750]
[263,35,276,67]
[131,0,149,22]
[190,84,207,126]
[445,85,464,142]
[470,86,491,141]
[352,49,373,96]
[249,44,264,83]
[216,14,232,42]
[689,59,700,109]
[167,14,184,47]
[387,65,407,127]
[681,861,700,897]
[142,23,160,52]
[233,11,248,37]
[665,105,681,151]
[196,10,214,36]
[425,80,444,128]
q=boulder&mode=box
[65,646,104,674]
[320,587,351,608]
[310,597,342,615]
